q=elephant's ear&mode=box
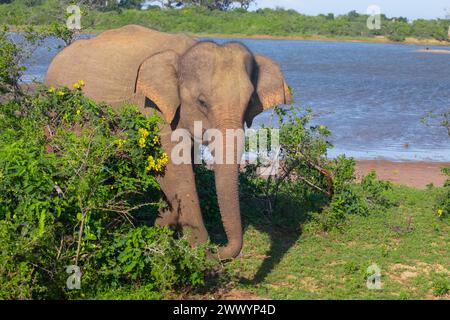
[245,54,293,127]
[136,50,180,124]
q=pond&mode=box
[21,34,450,161]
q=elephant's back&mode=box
[45,25,196,107]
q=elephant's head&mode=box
[136,41,292,260]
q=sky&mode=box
[252,0,450,20]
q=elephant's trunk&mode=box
[215,163,242,260]
[214,123,244,260]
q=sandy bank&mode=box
[355,160,449,188]
[416,49,450,54]
[193,33,450,46]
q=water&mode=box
[20,34,450,161]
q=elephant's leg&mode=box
[157,164,208,245]
[155,203,179,227]
[155,125,208,246]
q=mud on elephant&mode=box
[45,25,292,260]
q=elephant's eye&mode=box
[198,96,208,109]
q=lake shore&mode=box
[8,25,450,47]
[192,33,450,46]
[355,160,449,188]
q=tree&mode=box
[119,0,143,9]
[183,0,238,11]
[78,0,121,11]
[148,0,182,9]
[235,0,255,10]
[385,21,411,42]
[347,10,360,20]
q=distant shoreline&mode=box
[8,25,450,47]
[192,33,450,47]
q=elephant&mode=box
[45,25,292,260]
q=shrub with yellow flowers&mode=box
[0,27,212,301]
[135,127,168,173]
[435,168,449,220]
[0,79,212,299]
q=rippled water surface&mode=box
[21,34,450,161]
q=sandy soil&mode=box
[355,160,449,188]
[416,49,450,54]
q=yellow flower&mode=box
[146,155,156,171]
[153,136,159,145]
[138,128,150,138]
[157,152,169,169]
[437,209,444,217]
[146,153,168,172]
[138,137,146,148]
[319,124,327,131]
[57,91,65,97]
[76,109,81,115]
[48,86,56,93]
[115,139,126,149]
[73,80,85,90]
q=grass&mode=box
[189,185,449,300]
[82,172,449,300]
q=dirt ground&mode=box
[355,160,449,188]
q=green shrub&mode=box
[249,106,336,211]
[423,109,449,220]
[239,104,397,231]
[0,30,213,299]
[87,226,210,294]
[315,171,396,231]
[435,168,450,220]
[431,273,450,296]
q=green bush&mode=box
[315,171,397,231]
[434,168,450,220]
[238,104,398,232]
[0,30,212,299]
[425,110,450,220]
[431,273,450,296]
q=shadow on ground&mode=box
[195,165,329,286]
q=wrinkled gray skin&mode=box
[46,25,292,260]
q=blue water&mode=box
[21,35,450,161]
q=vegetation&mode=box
[194,106,449,300]
[0,28,213,299]
[423,109,450,222]
[221,184,449,299]
[0,25,449,300]
[434,111,450,225]
[0,1,449,44]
